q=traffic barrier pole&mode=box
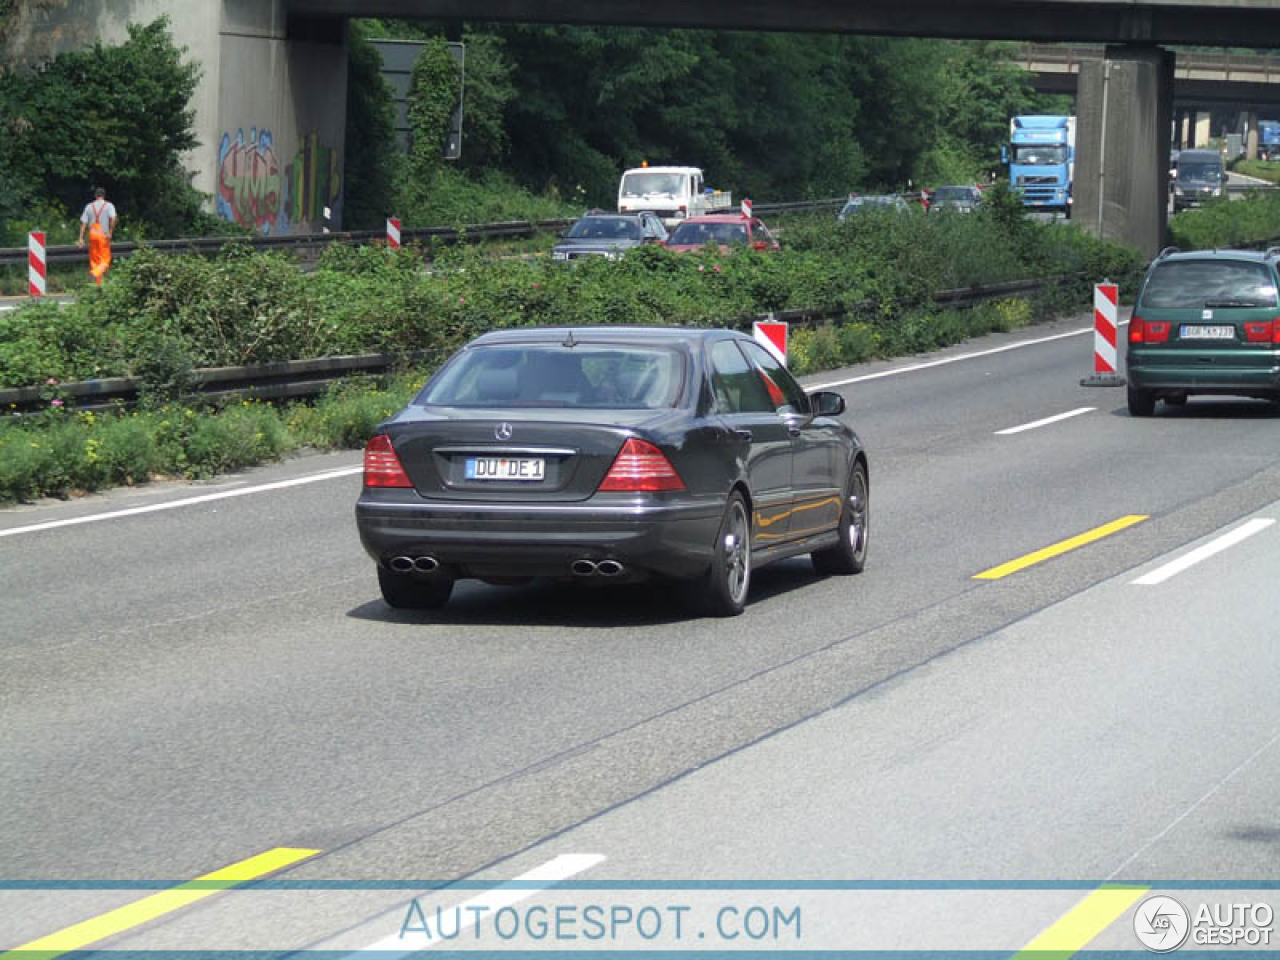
[28,231,46,298]
[1080,280,1126,387]
[386,217,401,250]
[753,315,788,366]
[741,198,753,219]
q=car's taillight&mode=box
[1272,318,1280,343]
[598,438,685,492]
[1129,315,1145,343]
[363,434,412,488]
[1144,321,1170,344]
[678,204,687,215]
[1245,321,1272,343]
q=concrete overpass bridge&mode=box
[13,0,1280,254]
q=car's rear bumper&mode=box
[1128,351,1280,395]
[355,493,723,580]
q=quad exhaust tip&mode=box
[596,560,624,577]
[571,559,598,576]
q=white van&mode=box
[617,166,732,227]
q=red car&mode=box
[664,214,780,253]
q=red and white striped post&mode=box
[741,198,753,219]
[1080,280,1126,387]
[386,217,401,250]
[28,231,46,298]
[753,315,788,367]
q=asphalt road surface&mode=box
[5,309,1280,954]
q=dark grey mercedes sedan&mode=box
[356,326,868,616]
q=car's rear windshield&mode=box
[1140,260,1279,309]
[669,222,748,245]
[933,187,976,203]
[566,218,642,241]
[1176,162,1222,182]
[419,344,686,409]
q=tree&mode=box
[0,16,202,237]
[343,21,398,229]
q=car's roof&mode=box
[1177,149,1220,161]
[622,166,700,175]
[470,325,747,345]
[1157,249,1275,264]
[575,212,650,220]
[676,214,758,224]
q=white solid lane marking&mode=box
[0,465,362,539]
[1131,517,1275,586]
[995,407,1095,436]
[809,324,1097,390]
[359,853,606,953]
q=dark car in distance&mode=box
[838,195,910,220]
[551,211,668,262]
[1126,248,1280,415]
[356,327,869,616]
[928,185,984,214]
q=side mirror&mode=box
[809,390,846,417]
[1001,145,1009,165]
[751,240,767,252]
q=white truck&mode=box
[617,166,732,227]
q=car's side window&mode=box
[740,341,810,416]
[710,341,774,414]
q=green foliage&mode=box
[1231,160,1280,185]
[407,39,462,183]
[1169,192,1280,250]
[343,22,399,230]
[0,16,203,242]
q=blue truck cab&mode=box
[1259,120,1280,162]
[1005,115,1076,215]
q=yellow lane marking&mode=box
[974,515,1148,580]
[3,846,319,960]
[1013,884,1148,959]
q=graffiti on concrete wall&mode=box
[218,128,342,233]
[218,128,282,229]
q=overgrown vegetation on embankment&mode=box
[1168,190,1280,250]
[1,198,1143,503]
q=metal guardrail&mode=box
[0,274,1068,412]
[0,200,848,269]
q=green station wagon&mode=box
[1126,249,1280,416]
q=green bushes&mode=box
[1169,192,1280,250]
[0,208,1141,392]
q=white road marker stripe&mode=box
[809,324,1102,390]
[995,407,1095,435]
[357,853,606,954]
[1131,517,1275,586]
[0,465,362,539]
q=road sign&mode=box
[753,318,788,366]
[28,232,46,297]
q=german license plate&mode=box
[1180,325,1235,340]
[465,457,545,481]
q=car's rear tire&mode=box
[702,492,751,617]
[1128,385,1156,417]
[377,567,454,610]
[812,459,869,576]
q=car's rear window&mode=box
[669,222,749,245]
[419,344,686,409]
[1140,260,1279,309]
[566,218,642,241]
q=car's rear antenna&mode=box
[562,329,578,348]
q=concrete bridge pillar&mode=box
[1194,112,1212,148]
[1246,112,1260,160]
[1074,45,1174,260]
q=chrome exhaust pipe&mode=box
[413,556,439,573]
[571,559,598,576]
[596,560,624,577]
[388,556,415,574]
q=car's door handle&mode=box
[734,428,753,442]
[787,426,802,438]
